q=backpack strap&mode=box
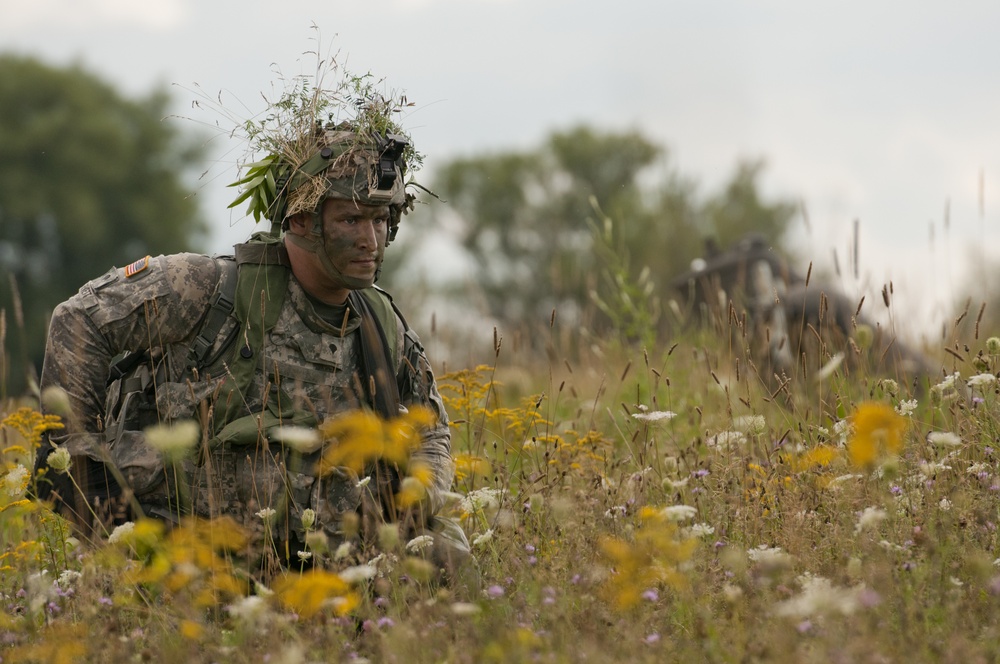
[190,257,239,369]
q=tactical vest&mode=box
[102,232,404,506]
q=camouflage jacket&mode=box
[39,250,453,535]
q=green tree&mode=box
[0,55,207,396]
[426,125,796,343]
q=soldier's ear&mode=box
[286,213,310,235]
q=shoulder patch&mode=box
[124,256,151,278]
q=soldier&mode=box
[32,116,474,585]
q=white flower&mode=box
[747,545,793,568]
[895,399,918,416]
[968,373,997,390]
[661,505,697,522]
[879,379,899,397]
[935,372,961,392]
[927,431,962,447]
[632,410,677,423]
[144,420,200,460]
[472,530,494,548]
[854,507,888,534]
[57,570,82,589]
[297,550,312,562]
[47,446,72,474]
[662,477,690,490]
[815,352,845,382]
[709,431,746,449]
[334,541,353,561]
[735,415,766,436]
[459,488,501,515]
[227,595,272,627]
[356,476,372,489]
[604,505,628,519]
[939,498,952,511]
[949,576,964,587]
[450,602,482,616]
[340,564,378,584]
[108,521,135,544]
[3,464,29,497]
[967,462,989,475]
[300,508,316,531]
[774,574,863,618]
[270,425,322,453]
[689,523,715,538]
[405,535,435,554]
[256,507,277,523]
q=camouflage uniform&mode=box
[36,250,469,575]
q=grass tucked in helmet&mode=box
[228,65,422,240]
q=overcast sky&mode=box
[3,0,999,334]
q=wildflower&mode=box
[927,431,962,447]
[987,337,1000,355]
[405,535,435,554]
[450,602,481,616]
[709,431,746,449]
[833,419,853,445]
[604,505,628,520]
[644,632,661,644]
[57,570,82,589]
[144,420,200,461]
[256,507,277,524]
[632,410,677,423]
[272,569,356,618]
[931,372,962,404]
[774,574,864,618]
[334,541,353,561]
[896,399,918,417]
[662,477,690,490]
[3,464,29,497]
[339,565,377,584]
[815,352,845,382]
[879,379,899,397]
[486,585,505,599]
[301,508,316,531]
[939,498,952,511]
[227,595,272,628]
[108,521,135,545]
[661,505,697,522]
[747,545,794,571]
[356,476,371,489]
[297,550,313,562]
[47,446,72,474]
[459,488,501,516]
[472,530,494,548]
[689,523,716,538]
[271,425,322,454]
[854,507,888,534]
[968,373,997,390]
[641,588,659,602]
[735,415,766,436]
[847,402,907,469]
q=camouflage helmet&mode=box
[266,122,415,242]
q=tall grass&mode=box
[2,283,1000,663]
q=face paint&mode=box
[286,198,390,294]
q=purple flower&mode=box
[641,588,659,602]
[796,620,812,634]
[362,619,375,632]
[644,632,661,644]
[99,597,113,607]
[374,596,389,608]
[694,469,710,478]
[528,556,538,565]
[377,617,395,629]
[525,544,536,553]
[890,485,903,495]
[487,585,505,599]
[571,574,581,584]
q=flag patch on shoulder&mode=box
[124,255,151,278]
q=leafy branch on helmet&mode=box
[227,61,423,225]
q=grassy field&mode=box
[2,301,1000,663]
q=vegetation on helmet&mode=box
[228,56,423,228]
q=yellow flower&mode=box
[317,406,435,476]
[848,402,908,469]
[272,569,354,618]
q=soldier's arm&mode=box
[39,253,219,449]
[396,323,454,516]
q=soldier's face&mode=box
[316,197,390,286]
[286,197,390,302]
